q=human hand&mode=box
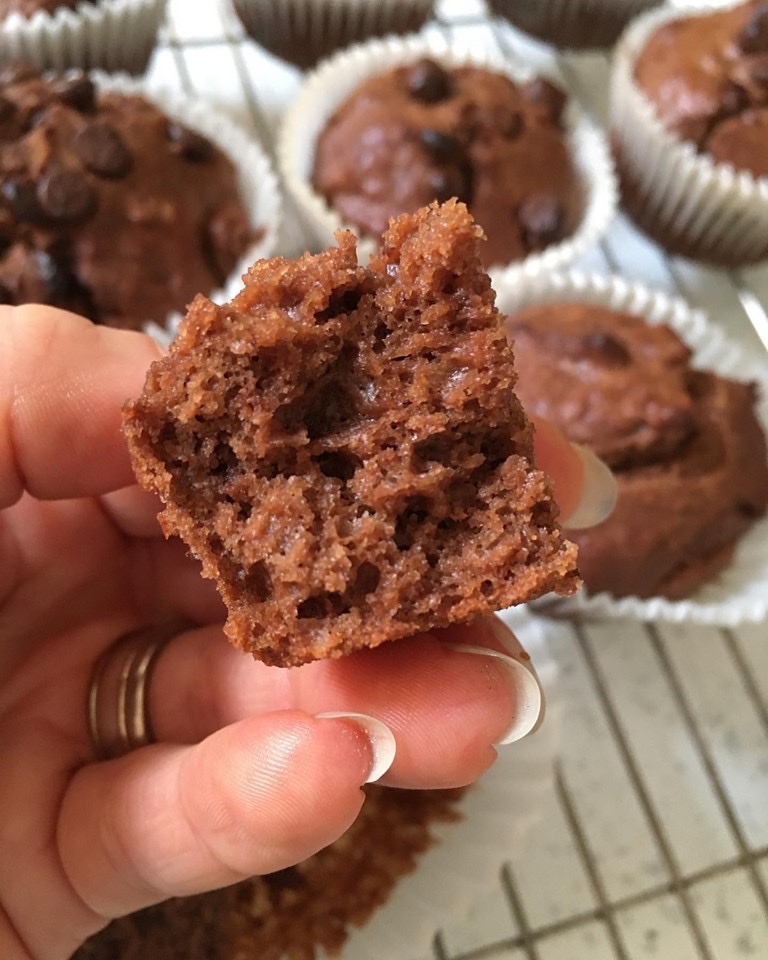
[0,305,615,960]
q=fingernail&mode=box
[487,615,532,663]
[315,712,397,783]
[442,644,544,746]
[563,444,618,530]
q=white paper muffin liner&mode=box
[324,607,560,960]
[84,74,281,337]
[222,0,436,69]
[486,0,662,51]
[277,32,617,284]
[493,268,768,627]
[0,0,168,75]
[610,2,768,267]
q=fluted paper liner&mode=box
[221,0,436,69]
[487,0,662,51]
[610,2,768,266]
[278,32,617,286]
[495,268,768,627]
[87,74,282,337]
[1,0,168,75]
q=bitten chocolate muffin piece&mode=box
[507,302,768,600]
[124,201,579,666]
[312,60,581,269]
[0,66,253,329]
[633,0,768,178]
[74,785,464,960]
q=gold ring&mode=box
[87,623,180,760]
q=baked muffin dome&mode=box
[507,301,768,600]
[0,66,253,329]
[312,60,582,269]
[633,0,768,178]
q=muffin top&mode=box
[633,0,768,177]
[507,301,697,469]
[312,60,582,268]
[0,65,253,329]
[0,0,93,16]
[506,300,768,599]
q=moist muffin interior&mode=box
[124,201,579,666]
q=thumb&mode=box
[58,710,395,923]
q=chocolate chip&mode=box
[521,77,568,125]
[519,195,565,249]
[0,97,15,125]
[2,177,46,223]
[578,332,631,366]
[730,55,768,97]
[418,128,463,164]
[53,74,96,112]
[167,122,215,162]
[501,110,524,139]
[737,2,768,53]
[429,166,472,204]
[73,121,132,178]
[36,168,97,223]
[406,59,452,104]
[720,80,749,116]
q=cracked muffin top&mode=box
[634,0,768,178]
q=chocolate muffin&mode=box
[507,302,768,600]
[312,60,582,269]
[231,0,436,71]
[74,785,465,960]
[0,0,167,74]
[633,0,768,179]
[123,202,579,667]
[0,67,253,329]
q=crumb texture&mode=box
[73,786,464,960]
[124,202,578,665]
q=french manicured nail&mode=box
[315,712,397,783]
[563,444,618,530]
[442,644,543,746]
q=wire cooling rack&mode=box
[151,2,768,957]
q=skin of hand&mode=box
[0,304,610,960]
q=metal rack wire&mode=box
[153,4,768,956]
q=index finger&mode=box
[0,304,162,508]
